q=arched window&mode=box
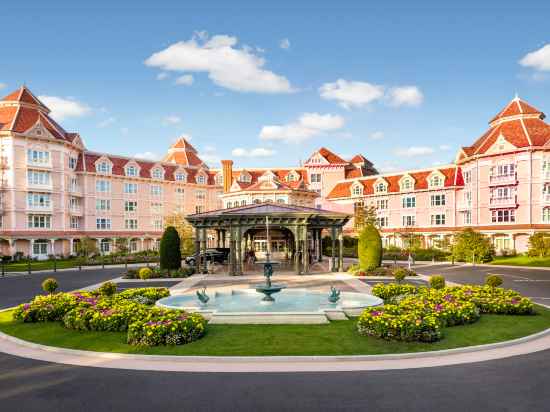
[175,172,186,182]
[196,174,206,184]
[151,168,163,179]
[401,178,413,191]
[126,166,138,177]
[253,199,261,204]
[96,161,111,174]
[430,175,442,188]
[241,199,246,206]
[375,182,387,193]
[227,201,232,208]
[352,184,363,197]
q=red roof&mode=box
[317,147,348,164]
[490,98,544,124]
[164,137,205,167]
[327,166,462,199]
[350,154,368,163]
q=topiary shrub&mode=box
[358,223,382,271]
[98,281,117,297]
[393,267,407,283]
[160,226,182,270]
[429,275,446,290]
[485,274,503,288]
[139,267,153,280]
[42,278,58,294]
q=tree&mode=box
[354,204,377,231]
[358,223,383,271]
[77,236,98,258]
[160,226,182,270]
[115,237,129,254]
[451,228,495,263]
[527,232,550,258]
[164,213,196,256]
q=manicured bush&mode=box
[42,278,58,294]
[527,232,550,258]
[371,283,417,300]
[451,228,495,263]
[139,267,153,280]
[159,226,182,270]
[127,311,206,346]
[13,293,80,322]
[98,281,117,297]
[116,287,170,304]
[485,275,503,288]
[429,275,446,290]
[358,223,382,271]
[393,267,407,283]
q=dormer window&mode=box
[126,165,138,177]
[351,183,363,197]
[196,174,206,184]
[151,168,163,180]
[287,171,299,182]
[238,172,251,183]
[175,172,187,182]
[400,177,413,191]
[96,161,111,174]
[375,182,387,193]
[429,175,443,188]
[215,174,223,185]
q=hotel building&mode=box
[0,85,549,258]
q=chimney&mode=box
[221,160,233,193]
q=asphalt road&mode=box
[1,264,550,411]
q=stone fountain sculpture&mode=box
[328,286,341,303]
[196,287,210,304]
[254,216,286,302]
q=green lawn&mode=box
[490,255,550,268]
[3,260,80,272]
[2,307,550,356]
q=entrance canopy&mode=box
[186,203,351,275]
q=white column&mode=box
[30,239,35,257]
[140,238,145,251]
[70,238,74,255]
[50,239,55,256]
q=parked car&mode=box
[185,249,227,266]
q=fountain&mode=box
[254,216,286,302]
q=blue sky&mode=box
[1,1,550,172]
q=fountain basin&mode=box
[156,289,383,324]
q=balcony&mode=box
[489,196,518,208]
[543,193,550,204]
[489,173,517,186]
[457,201,472,211]
[27,204,53,212]
[69,185,83,196]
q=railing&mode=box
[489,196,517,207]
[489,173,517,185]
[27,204,53,212]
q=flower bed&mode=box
[123,266,195,280]
[12,288,205,346]
[359,284,534,342]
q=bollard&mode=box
[124,255,128,271]
[1,261,4,277]
[27,256,31,275]
[472,252,476,266]
[102,254,105,269]
[79,258,82,271]
[53,256,57,272]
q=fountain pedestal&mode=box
[255,262,286,302]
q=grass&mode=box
[490,255,550,268]
[3,257,160,272]
[2,306,550,356]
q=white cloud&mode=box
[0,83,6,90]
[175,74,194,86]
[134,151,159,161]
[199,152,221,165]
[232,147,276,157]
[157,72,169,80]
[319,79,384,109]
[260,112,345,143]
[280,38,290,50]
[394,146,435,157]
[439,144,451,151]
[387,86,424,107]
[120,127,129,134]
[97,117,116,128]
[370,131,384,140]
[163,115,182,125]
[38,95,91,121]
[145,32,294,93]
[519,44,550,72]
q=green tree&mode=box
[358,223,382,271]
[115,237,129,254]
[159,226,182,270]
[164,213,196,256]
[451,228,495,263]
[527,232,550,258]
[77,236,98,257]
[354,203,377,230]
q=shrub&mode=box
[371,283,417,300]
[160,226,182,270]
[139,267,153,280]
[451,228,495,263]
[485,275,503,288]
[98,281,117,297]
[393,267,407,283]
[429,275,446,289]
[116,287,170,304]
[125,268,139,279]
[13,293,80,322]
[41,278,58,294]
[527,232,550,258]
[358,223,382,271]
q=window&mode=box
[430,194,446,206]
[215,174,223,185]
[96,199,111,211]
[70,216,80,229]
[69,157,77,169]
[150,185,162,196]
[491,209,515,223]
[27,193,51,209]
[196,190,206,201]
[238,173,251,183]
[196,174,206,184]
[464,170,472,184]
[27,170,51,186]
[253,199,261,204]
[287,173,297,182]
[543,208,550,223]
[463,210,472,225]
[375,182,387,193]
[125,201,137,212]
[492,187,514,199]
[27,149,50,165]
[96,161,111,174]
[376,216,388,227]
[431,214,446,225]
[28,215,51,228]
[429,175,443,188]
[96,218,111,230]
[150,202,162,213]
[352,184,363,196]
[96,180,111,193]
[195,205,205,214]
[33,240,48,255]
[402,215,416,227]
[152,168,163,179]
[402,196,416,208]
[310,173,321,183]
[153,219,163,230]
[69,197,79,210]
[125,219,138,230]
[276,199,285,204]
[175,172,187,182]
[491,164,515,177]
[100,239,111,253]
[126,165,138,177]
[376,199,388,210]
[124,182,138,194]
[401,178,413,191]
[226,201,232,208]
[70,177,79,192]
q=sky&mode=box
[1,1,550,172]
